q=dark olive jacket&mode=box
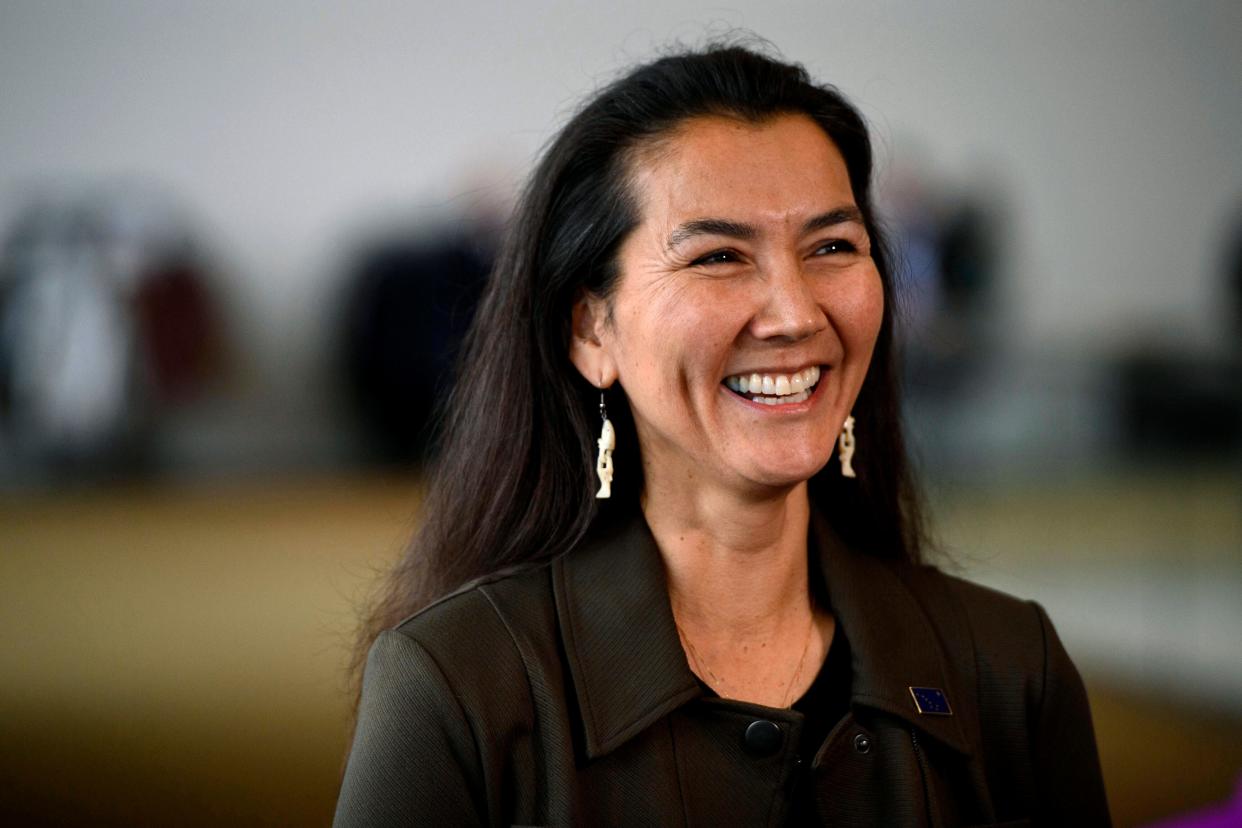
[335,512,1111,827]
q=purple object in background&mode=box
[1145,776,1242,828]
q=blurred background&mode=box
[1,2,1239,825]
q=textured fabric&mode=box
[335,511,1111,826]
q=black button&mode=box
[853,733,872,754]
[743,720,783,756]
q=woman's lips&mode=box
[721,365,821,405]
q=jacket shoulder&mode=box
[391,560,559,693]
[911,565,1092,704]
[900,565,1048,670]
[338,564,559,825]
[928,569,1046,660]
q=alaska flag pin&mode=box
[908,686,953,716]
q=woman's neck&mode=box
[643,479,814,640]
[642,480,831,707]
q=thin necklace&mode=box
[677,607,818,709]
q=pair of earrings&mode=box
[593,392,857,498]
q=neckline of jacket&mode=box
[551,508,973,760]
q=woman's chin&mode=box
[729,455,832,495]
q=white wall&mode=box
[2,1,1239,463]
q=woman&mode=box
[335,45,1110,826]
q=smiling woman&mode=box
[335,43,1111,826]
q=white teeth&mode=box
[723,366,821,402]
[752,389,811,405]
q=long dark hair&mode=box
[354,42,924,684]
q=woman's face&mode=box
[574,113,884,497]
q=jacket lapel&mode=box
[552,514,701,759]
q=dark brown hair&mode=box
[353,42,924,692]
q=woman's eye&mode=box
[690,249,739,266]
[814,239,857,255]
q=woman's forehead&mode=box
[627,113,857,234]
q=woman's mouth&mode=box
[722,365,821,405]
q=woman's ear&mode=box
[569,290,618,388]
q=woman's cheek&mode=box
[846,265,885,347]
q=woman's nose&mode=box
[750,259,828,342]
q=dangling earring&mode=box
[595,388,616,499]
[838,414,857,478]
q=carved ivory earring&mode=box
[838,414,857,478]
[595,389,616,498]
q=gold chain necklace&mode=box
[676,608,817,708]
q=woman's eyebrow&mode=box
[666,206,865,250]
[666,218,756,250]
[802,206,865,234]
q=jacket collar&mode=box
[552,508,971,760]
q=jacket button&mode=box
[743,720,783,756]
[853,733,872,754]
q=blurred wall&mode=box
[2,0,1239,471]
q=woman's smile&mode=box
[722,364,822,406]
